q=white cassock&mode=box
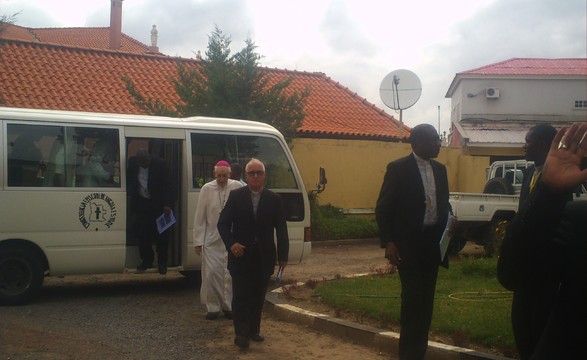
[193,178,243,313]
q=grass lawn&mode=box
[313,256,515,353]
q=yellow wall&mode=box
[291,138,490,211]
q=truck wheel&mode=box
[0,249,44,305]
[482,220,509,257]
[447,233,467,256]
[483,178,514,195]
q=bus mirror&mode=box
[315,167,327,193]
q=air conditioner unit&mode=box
[486,87,500,98]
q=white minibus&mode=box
[0,107,313,305]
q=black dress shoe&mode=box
[158,264,167,274]
[250,334,264,342]
[234,336,249,349]
[223,311,233,320]
[205,312,220,320]
[137,262,151,271]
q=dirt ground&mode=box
[1,239,500,360]
[0,239,395,360]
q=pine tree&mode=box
[123,25,308,143]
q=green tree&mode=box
[124,25,309,143]
[1,10,19,105]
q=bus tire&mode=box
[0,249,44,305]
[483,178,514,195]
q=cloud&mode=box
[109,0,254,57]
[320,1,377,57]
[2,0,585,132]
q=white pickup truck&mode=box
[448,160,587,256]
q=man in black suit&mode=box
[499,124,572,359]
[503,123,587,359]
[127,149,174,274]
[375,124,451,360]
[217,158,289,350]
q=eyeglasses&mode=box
[246,170,265,177]
[215,173,229,178]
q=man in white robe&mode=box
[193,160,243,320]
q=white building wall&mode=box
[455,77,587,122]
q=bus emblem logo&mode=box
[78,193,117,229]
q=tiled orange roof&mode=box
[0,39,408,141]
[1,24,151,54]
[267,69,409,139]
[461,58,587,76]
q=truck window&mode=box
[6,124,120,188]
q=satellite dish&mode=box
[379,69,422,123]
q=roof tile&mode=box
[2,24,152,54]
[460,58,587,76]
[0,36,408,140]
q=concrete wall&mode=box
[452,78,587,123]
[291,138,489,212]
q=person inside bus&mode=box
[193,160,243,320]
[8,132,44,186]
[78,150,112,187]
[230,162,246,186]
[217,158,289,350]
[127,149,175,274]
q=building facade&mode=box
[446,58,587,161]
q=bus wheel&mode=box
[0,249,44,305]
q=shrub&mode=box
[310,196,378,241]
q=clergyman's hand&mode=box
[230,243,246,258]
[385,242,401,267]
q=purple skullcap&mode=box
[215,160,230,167]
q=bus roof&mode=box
[0,107,282,137]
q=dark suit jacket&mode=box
[498,166,572,291]
[217,186,289,277]
[519,165,535,207]
[127,155,174,210]
[500,183,586,358]
[375,153,451,266]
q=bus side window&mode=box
[7,124,59,187]
[76,127,120,188]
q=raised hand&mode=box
[542,123,587,193]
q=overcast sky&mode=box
[2,0,586,133]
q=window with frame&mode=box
[190,132,298,190]
[6,123,120,188]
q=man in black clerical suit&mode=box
[217,158,289,350]
[127,149,174,274]
[376,124,451,360]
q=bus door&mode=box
[125,137,182,270]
